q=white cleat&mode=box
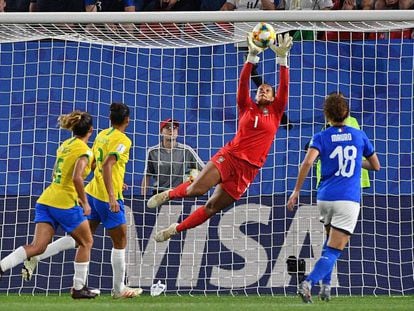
[22,257,39,282]
[111,286,143,299]
[147,189,171,209]
[154,223,179,242]
[319,284,331,301]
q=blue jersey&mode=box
[309,125,375,203]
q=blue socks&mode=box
[321,240,333,285]
[306,246,342,286]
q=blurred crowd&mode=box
[1,0,413,39]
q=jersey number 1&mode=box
[329,145,357,177]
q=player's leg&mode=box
[1,222,54,276]
[147,161,221,208]
[103,200,142,299]
[70,219,95,299]
[22,196,100,281]
[51,205,96,299]
[22,235,77,281]
[319,226,332,301]
[299,201,358,303]
[154,184,235,242]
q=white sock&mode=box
[38,236,76,261]
[0,246,27,272]
[73,262,89,290]
[111,248,126,293]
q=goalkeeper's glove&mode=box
[246,32,264,64]
[270,33,293,67]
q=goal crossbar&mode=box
[0,11,414,48]
[0,11,414,24]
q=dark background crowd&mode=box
[1,0,413,39]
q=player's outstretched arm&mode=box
[270,33,293,67]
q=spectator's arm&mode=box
[84,0,97,12]
[141,175,151,195]
[374,0,386,9]
[342,0,356,9]
[0,0,5,12]
[220,2,236,10]
[124,5,135,11]
[261,0,276,9]
[398,0,413,9]
[29,0,37,12]
[361,0,374,8]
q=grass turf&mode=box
[0,294,413,311]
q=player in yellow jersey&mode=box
[84,102,142,299]
[20,103,142,298]
[0,111,97,299]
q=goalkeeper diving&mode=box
[147,32,293,242]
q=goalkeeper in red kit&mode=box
[147,32,293,242]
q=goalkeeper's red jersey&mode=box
[221,62,289,168]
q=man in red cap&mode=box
[141,118,204,196]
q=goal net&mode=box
[0,11,413,296]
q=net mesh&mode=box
[0,13,413,296]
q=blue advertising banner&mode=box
[0,39,413,294]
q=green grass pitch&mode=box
[1,294,413,311]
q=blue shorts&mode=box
[87,194,126,230]
[34,203,87,233]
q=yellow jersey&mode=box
[85,127,131,202]
[38,137,93,209]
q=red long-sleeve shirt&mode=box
[221,62,289,168]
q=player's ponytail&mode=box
[110,102,130,126]
[58,110,93,137]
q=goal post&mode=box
[0,11,413,296]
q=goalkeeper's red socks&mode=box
[177,206,210,232]
[169,181,191,199]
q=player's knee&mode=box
[30,243,48,255]
[79,236,93,250]
[187,183,206,197]
[204,202,220,216]
[111,236,127,249]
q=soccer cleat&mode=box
[22,256,39,282]
[154,223,179,242]
[111,286,143,299]
[71,286,98,299]
[319,284,331,301]
[298,280,313,303]
[147,189,171,209]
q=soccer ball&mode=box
[251,22,276,49]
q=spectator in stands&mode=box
[2,0,30,11]
[0,111,96,299]
[199,0,226,10]
[220,0,278,10]
[138,0,199,11]
[281,0,333,40]
[141,118,205,196]
[85,0,135,12]
[29,0,84,11]
[280,0,333,9]
[288,93,380,303]
[369,0,413,39]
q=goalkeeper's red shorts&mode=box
[211,149,259,200]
